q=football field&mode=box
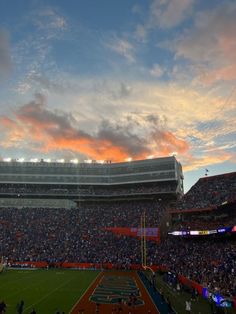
[0,269,160,314]
[1,269,235,314]
[0,269,99,314]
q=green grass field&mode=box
[0,269,99,314]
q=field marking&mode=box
[24,277,73,311]
[69,271,102,314]
[89,273,145,307]
[137,272,160,314]
[0,270,40,288]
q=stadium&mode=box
[0,157,235,314]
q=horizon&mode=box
[0,0,235,193]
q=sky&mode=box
[0,0,235,192]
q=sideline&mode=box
[137,272,160,314]
[69,271,102,314]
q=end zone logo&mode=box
[90,274,145,306]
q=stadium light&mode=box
[44,158,51,163]
[70,158,79,164]
[147,155,154,159]
[3,158,12,162]
[126,157,132,162]
[30,158,39,163]
[17,158,25,162]
[57,159,65,163]
[84,159,92,163]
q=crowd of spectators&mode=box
[0,182,176,197]
[1,172,236,299]
[172,214,236,231]
[175,172,236,211]
[0,200,164,264]
[154,237,236,298]
[0,199,236,298]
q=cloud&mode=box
[1,69,235,171]
[171,1,236,84]
[107,37,135,63]
[183,151,233,172]
[0,93,190,161]
[112,82,133,99]
[150,0,194,29]
[0,28,11,79]
[31,74,68,93]
[33,7,67,32]
[150,64,165,77]
[135,0,194,41]
[202,64,236,85]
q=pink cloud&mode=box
[0,95,190,162]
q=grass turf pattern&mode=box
[0,269,99,314]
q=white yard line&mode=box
[24,277,73,311]
[69,271,103,314]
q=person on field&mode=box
[0,300,6,314]
[185,300,191,313]
[16,300,24,314]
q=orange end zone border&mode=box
[70,270,159,314]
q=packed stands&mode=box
[0,182,177,197]
[1,201,236,298]
[172,215,236,231]
[0,158,235,303]
[154,236,236,298]
[0,200,164,264]
[174,172,236,211]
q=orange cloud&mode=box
[152,130,189,157]
[202,64,236,85]
[0,95,190,162]
[183,152,233,172]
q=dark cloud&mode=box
[97,119,151,156]
[16,93,77,130]
[0,94,189,161]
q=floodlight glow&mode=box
[126,157,132,162]
[147,155,154,159]
[44,158,51,163]
[17,158,25,162]
[30,158,39,163]
[98,160,105,164]
[70,159,79,164]
[3,158,11,162]
[84,159,92,163]
[170,152,178,156]
[57,159,65,163]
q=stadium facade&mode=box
[0,156,183,207]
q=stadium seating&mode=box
[0,171,236,300]
[174,172,236,210]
